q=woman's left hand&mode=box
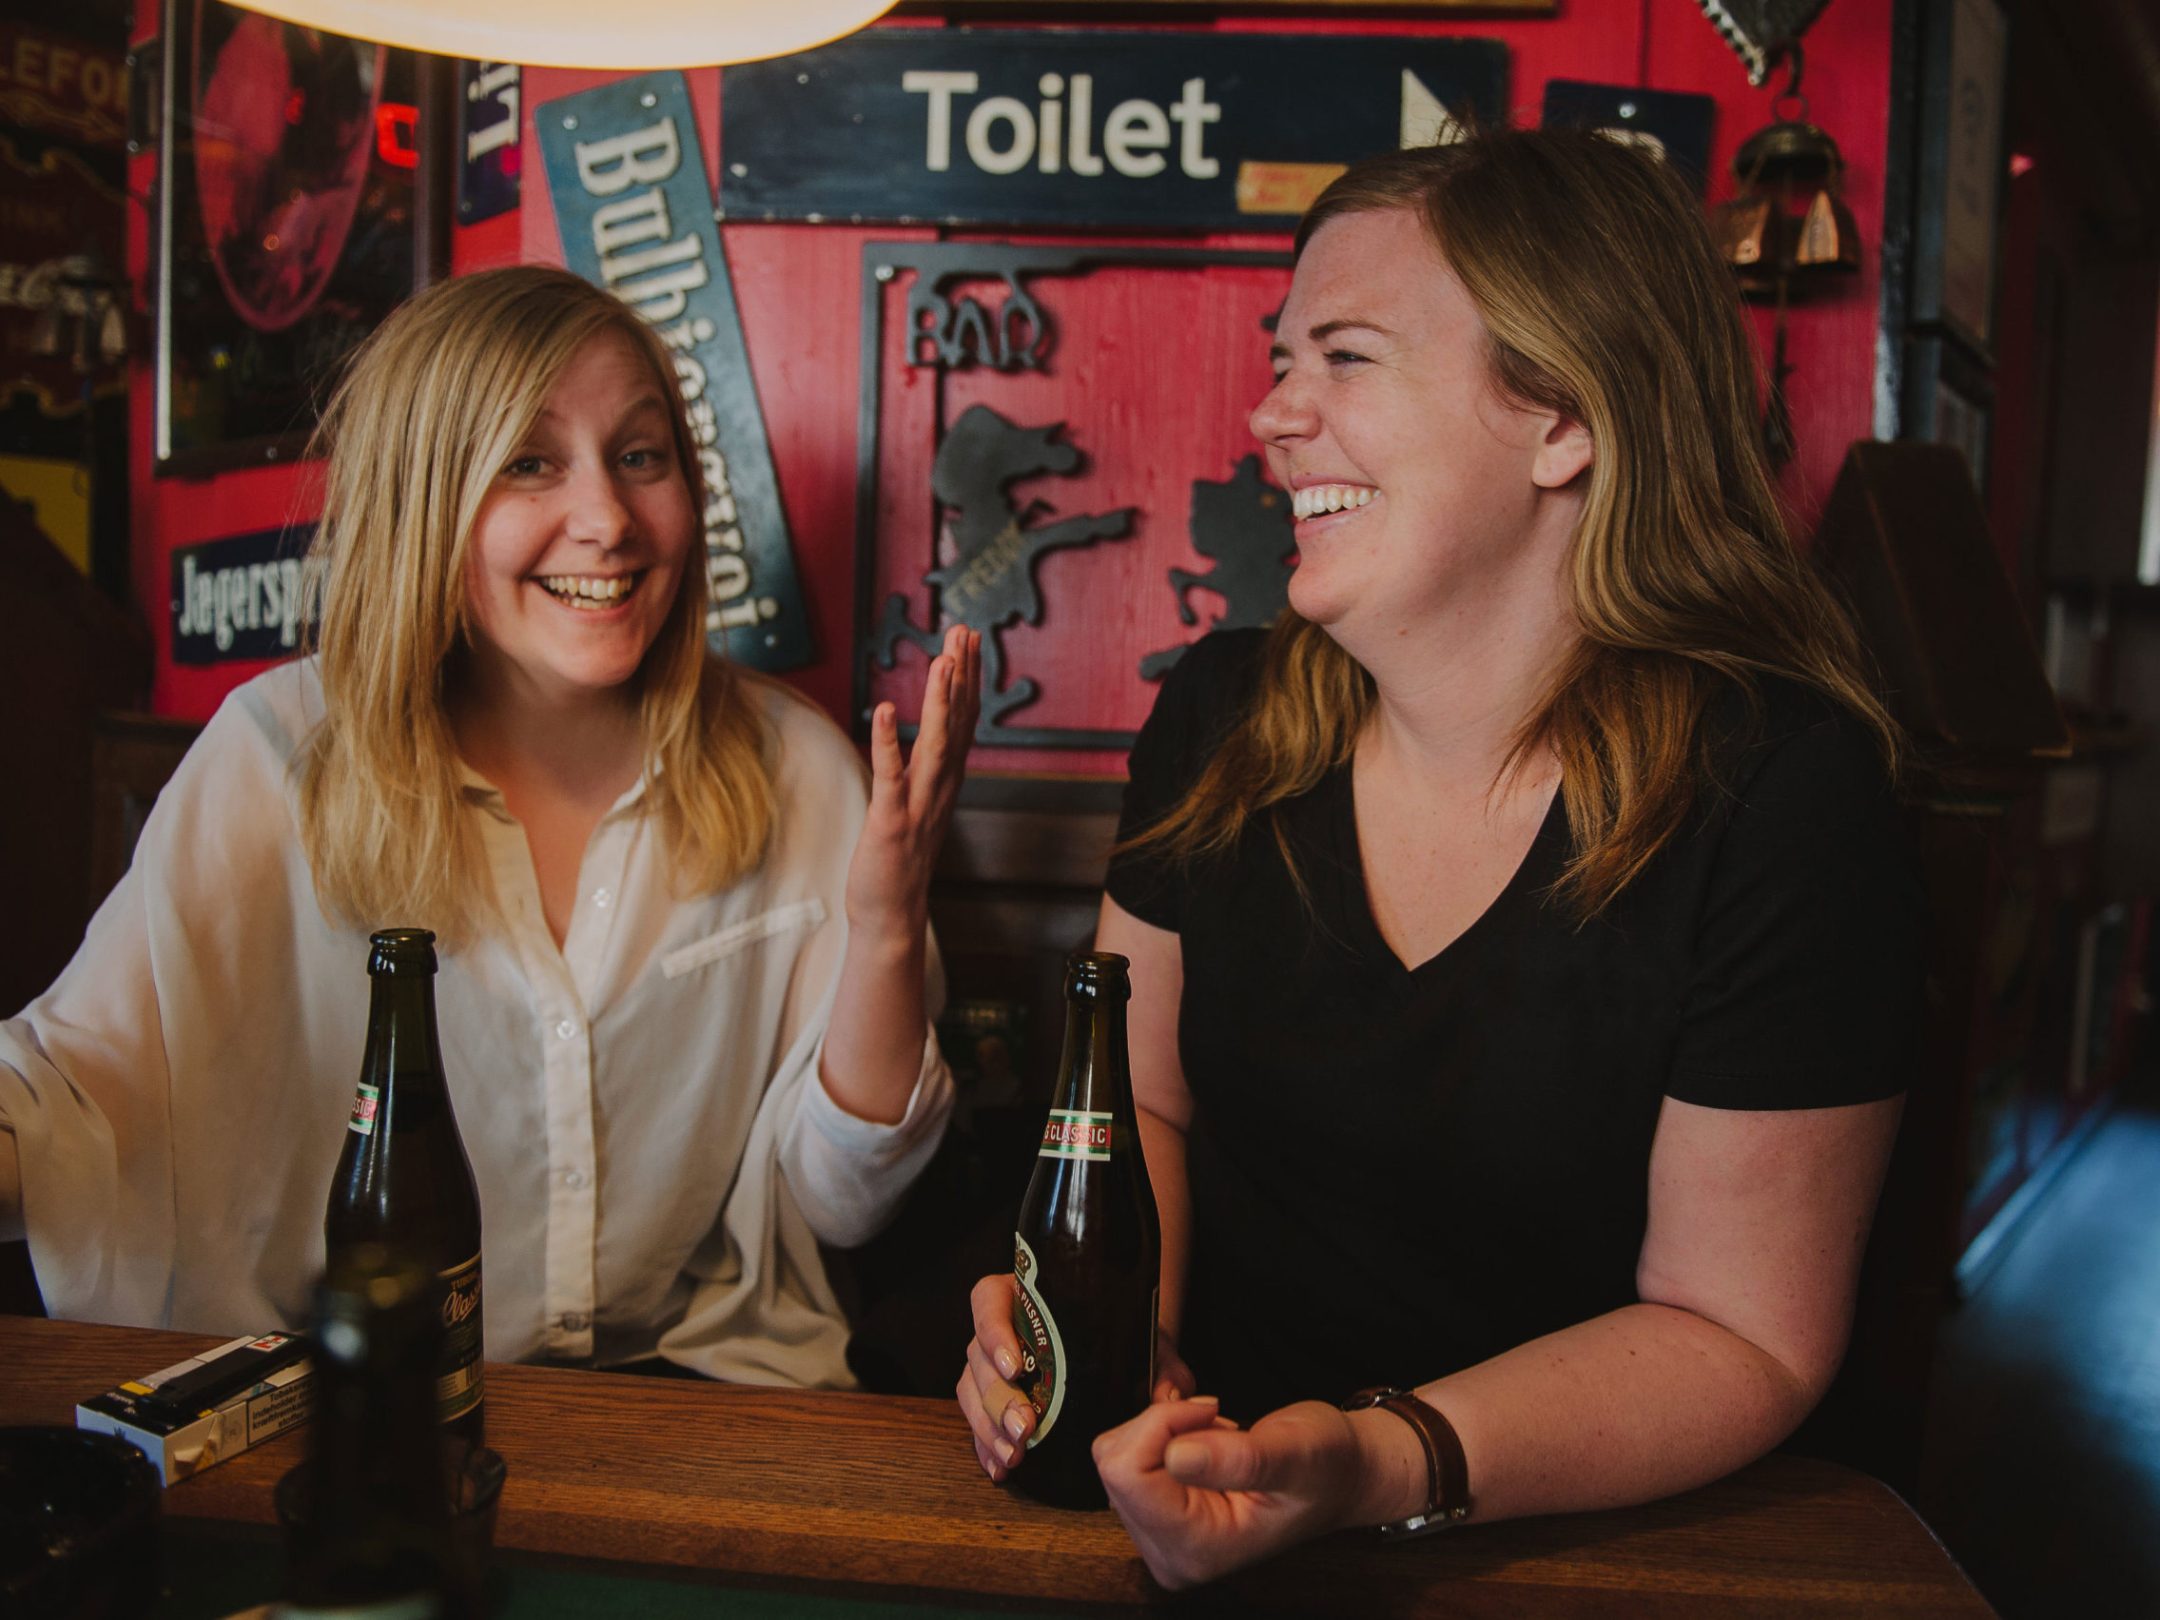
[846,625,981,934]
[1092,1396,1366,1590]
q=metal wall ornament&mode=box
[869,403,1135,733]
[1138,455,1293,681]
[1694,0,1832,87]
[1708,53,1862,471]
[854,240,1292,751]
[908,268,1050,373]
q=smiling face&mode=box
[1250,208,1588,650]
[459,326,695,708]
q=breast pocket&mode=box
[658,898,828,981]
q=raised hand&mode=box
[846,624,982,937]
[818,625,981,1126]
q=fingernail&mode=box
[994,1347,1018,1380]
[1003,1406,1030,1442]
[999,1438,1019,1467]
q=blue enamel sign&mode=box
[170,524,319,666]
[457,61,522,224]
[719,30,1508,231]
[539,71,813,672]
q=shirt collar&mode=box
[455,758,659,821]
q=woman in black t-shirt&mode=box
[955,127,1920,1587]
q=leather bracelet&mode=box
[1340,1386,1472,1537]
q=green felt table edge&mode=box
[160,1520,1074,1620]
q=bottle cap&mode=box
[368,929,439,977]
[1063,951,1131,1002]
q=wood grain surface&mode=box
[0,1317,1993,1617]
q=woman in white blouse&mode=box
[0,265,978,1386]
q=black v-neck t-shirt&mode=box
[1106,630,1923,1423]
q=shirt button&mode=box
[560,1312,589,1332]
[561,1168,586,1190]
[592,888,611,909]
[555,1019,578,1041]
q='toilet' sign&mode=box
[539,72,812,672]
[719,30,1508,231]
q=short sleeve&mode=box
[1665,709,1923,1110]
[1105,629,1266,933]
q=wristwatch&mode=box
[1339,1386,1472,1538]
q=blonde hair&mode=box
[1132,128,1899,918]
[296,265,774,946]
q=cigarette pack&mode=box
[75,1332,314,1485]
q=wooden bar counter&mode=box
[1,1316,1992,1617]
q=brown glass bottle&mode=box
[1008,951,1160,1509]
[278,1245,456,1619]
[325,929,485,1445]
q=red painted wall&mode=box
[129,0,1893,772]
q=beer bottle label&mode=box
[435,1253,484,1424]
[346,1083,381,1136]
[1039,1108,1113,1161]
[1011,1233,1067,1448]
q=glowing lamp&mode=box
[224,0,900,70]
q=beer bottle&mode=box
[278,1244,456,1619]
[1008,951,1161,1509]
[325,929,485,1445]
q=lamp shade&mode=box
[226,0,900,70]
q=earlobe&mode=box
[1533,415,1595,491]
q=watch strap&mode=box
[1341,1386,1472,1537]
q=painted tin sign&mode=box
[719,30,1507,230]
[169,524,319,666]
[539,70,813,672]
[457,61,521,224]
[1540,80,1716,195]
[0,21,127,151]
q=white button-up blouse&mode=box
[0,660,953,1386]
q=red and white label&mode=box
[1039,1109,1113,1161]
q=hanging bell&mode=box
[24,300,64,359]
[1794,186,1860,272]
[98,298,128,364]
[1711,194,1774,272]
[1708,102,1862,298]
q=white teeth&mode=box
[1291,484,1375,520]
[538,574,637,607]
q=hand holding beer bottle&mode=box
[956,952,1185,1506]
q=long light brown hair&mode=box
[296,266,774,946]
[1131,127,1898,918]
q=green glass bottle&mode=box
[277,1244,456,1619]
[325,929,484,1445]
[1008,952,1161,1509]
